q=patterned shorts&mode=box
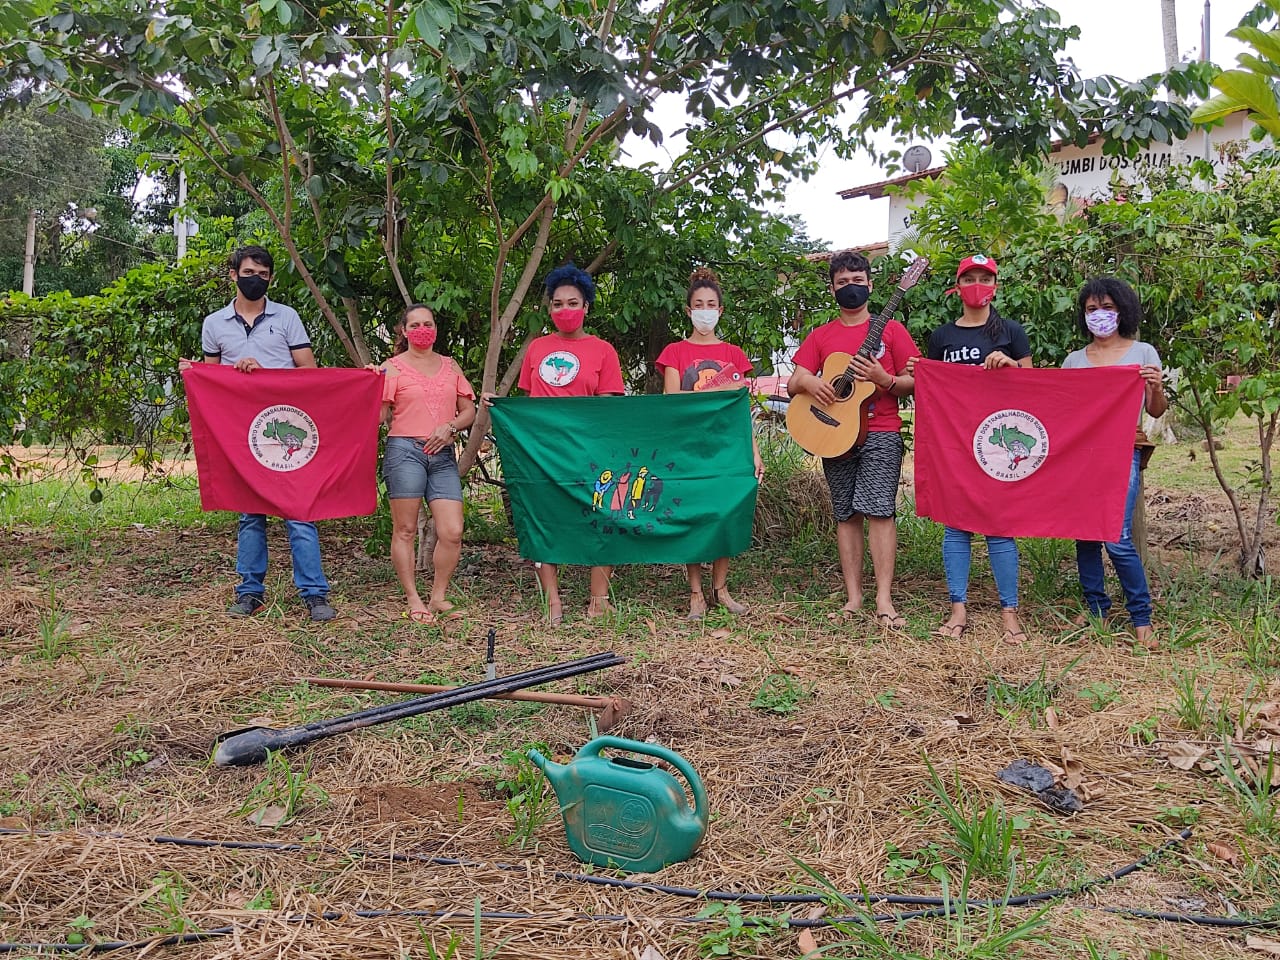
[821,431,904,521]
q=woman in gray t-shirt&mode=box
[1061,277,1169,646]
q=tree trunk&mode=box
[22,209,37,296]
[1160,0,1180,74]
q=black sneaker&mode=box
[305,596,337,622]
[228,595,265,617]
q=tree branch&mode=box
[383,0,411,306]
[658,53,923,196]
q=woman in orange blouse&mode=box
[378,304,477,623]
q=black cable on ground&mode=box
[2,901,1279,954]
[0,825,1194,908]
[3,823,1278,955]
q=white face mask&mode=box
[690,308,719,334]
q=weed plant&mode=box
[1169,667,1221,735]
[1077,681,1119,712]
[922,761,1029,880]
[496,745,556,851]
[984,656,1081,725]
[144,870,199,935]
[692,902,788,958]
[1218,746,1280,841]
[750,672,812,714]
[34,586,73,662]
[235,750,328,827]
[1239,578,1280,671]
[794,855,1049,960]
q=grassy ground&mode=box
[0,423,1278,959]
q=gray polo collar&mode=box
[210,297,280,322]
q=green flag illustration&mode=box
[489,391,758,565]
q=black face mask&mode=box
[834,283,870,310]
[236,275,270,302]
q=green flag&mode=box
[489,392,758,565]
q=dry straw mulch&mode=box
[0,515,1275,959]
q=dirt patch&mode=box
[351,781,497,824]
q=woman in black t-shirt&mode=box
[910,255,1033,644]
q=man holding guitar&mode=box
[787,250,922,630]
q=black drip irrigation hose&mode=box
[2,825,1278,954]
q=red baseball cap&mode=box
[956,254,998,279]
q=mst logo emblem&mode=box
[248,404,319,471]
[539,350,581,387]
[972,409,1049,482]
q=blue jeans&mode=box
[235,514,329,600]
[1075,450,1151,628]
[942,527,1019,608]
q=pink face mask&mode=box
[406,326,437,349]
[956,283,996,309]
[551,308,585,333]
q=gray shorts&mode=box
[383,435,464,502]
[822,431,904,521]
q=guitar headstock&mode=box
[897,256,930,292]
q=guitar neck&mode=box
[858,286,908,358]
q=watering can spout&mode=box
[527,748,561,785]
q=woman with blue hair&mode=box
[517,263,625,623]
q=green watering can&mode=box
[528,736,708,873]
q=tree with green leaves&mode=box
[0,104,109,294]
[2,0,1215,478]
[878,143,1278,577]
[1190,0,1280,136]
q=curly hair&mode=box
[828,249,871,283]
[1077,277,1143,339]
[687,266,722,306]
[543,263,596,307]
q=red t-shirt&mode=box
[519,332,625,397]
[791,318,920,433]
[655,339,754,391]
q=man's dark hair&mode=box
[1077,277,1143,338]
[230,245,274,275]
[828,250,871,283]
[544,262,596,306]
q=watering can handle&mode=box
[579,736,708,821]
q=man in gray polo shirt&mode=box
[200,245,337,622]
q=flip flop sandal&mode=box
[405,609,435,625]
[876,612,908,633]
[1000,630,1029,645]
[932,622,968,639]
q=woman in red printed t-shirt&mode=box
[378,304,477,624]
[656,267,765,620]
[518,263,625,624]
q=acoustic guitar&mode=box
[785,257,930,458]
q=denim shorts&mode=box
[383,435,464,502]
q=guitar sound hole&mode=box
[830,376,853,401]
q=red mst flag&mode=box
[182,365,382,521]
[913,360,1145,542]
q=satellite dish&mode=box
[903,145,932,173]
